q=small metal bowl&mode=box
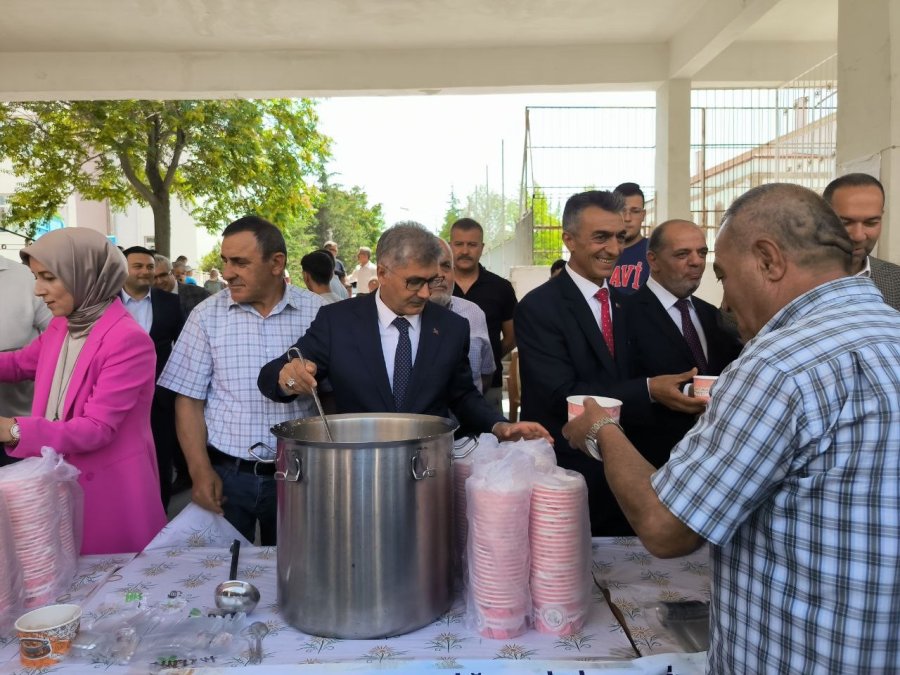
[214,580,260,615]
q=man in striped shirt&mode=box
[564,183,900,673]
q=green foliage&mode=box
[439,185,518,246]
[439,189,463,240]
[0,99,330,257]
[298,181,384,279]
[530,187,564,265]
[199,242,222,273]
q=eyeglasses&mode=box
[383,266,445,292]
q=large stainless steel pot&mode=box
[271,413,456,639]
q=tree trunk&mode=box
[151,191,172,257]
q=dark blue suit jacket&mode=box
[149,289,185,379]
[621,283,743,467]
[516,269,654,536]
[258,293,504,434]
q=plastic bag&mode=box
[529,467,592,635]
[465,451,534,639]
[0,447,82,609]
[0,494,25,635]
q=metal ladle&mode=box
[214,540,260,615]
[287,347,334,442]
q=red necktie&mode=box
[594,288,615,357]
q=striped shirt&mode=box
[449,296,496,392]
[158,285,323,459]
[652,276,900,674]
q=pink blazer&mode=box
[0,300,167,554]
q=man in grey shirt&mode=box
[0,255,52,464]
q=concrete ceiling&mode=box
[0,0,836,100]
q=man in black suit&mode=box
[516,191,703,535]
[121,246,185,508]
[155,256,211,316]
[258,222,550,443]
[622,220,743,468]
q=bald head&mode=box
[719,183,853,273]
[714,184,854,341]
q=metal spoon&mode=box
[246,621,269,665]
[287,347,334,442]
[214,540,260,614]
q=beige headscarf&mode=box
[21,228,127,337]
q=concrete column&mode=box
[836,0,900,262]
[654,79,692,224]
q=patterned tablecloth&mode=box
[0,506,710,674]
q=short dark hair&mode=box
[301,250,335,286]
[562,190,625,234]
[550,259,566,275]
[822,173,885,204]
[122,245,156,259]
[222,215,287,260]
[614,182,645,204]
[722,183,853,272]
[450,218,484,236]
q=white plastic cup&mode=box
[692,375,719,401]
[566,395,622,422]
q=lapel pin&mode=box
[433,328,440,335]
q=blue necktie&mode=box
[392,317,412,410]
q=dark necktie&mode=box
[392,317,412,410]
[594,287,615,357]
[675,298,708,374]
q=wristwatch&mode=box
[584,415,623,461]
[8,419,20,447]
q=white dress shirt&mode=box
[375,290,421,390]
[645,276,708,358]
[565,262,612,330]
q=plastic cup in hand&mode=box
[692,376,718,401]
[566,395,622,421]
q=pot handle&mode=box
[250,442,302,482]
[451,436,479,460]
[410,448,436,480]
[276,455,302,482]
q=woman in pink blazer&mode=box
[0,228,166,554]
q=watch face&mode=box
[9,423,20,440]
[586,439,602,462]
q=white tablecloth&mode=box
[0,505,710,674]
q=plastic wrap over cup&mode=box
[0,495,25,635]
[529,468,592,635]
[466,453,534,639]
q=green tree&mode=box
[199,242,222,274]
[0,99,330,257]
[530,188,564,265]
[460,185,518,246]
[299,181,384,278]
[438,188,463,240]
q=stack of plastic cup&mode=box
[0,495,25,633]
[453,457,473,575]
[529,468,591,635]
[3,474,66,608]
[466,479,532,639]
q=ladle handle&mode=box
[229,539,240,581]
